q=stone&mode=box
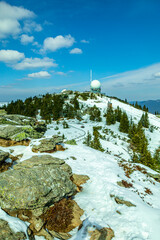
[147,172,160,181]
[114,197,136,207]
[0,138,30,147]
[0,151,14,173]
[42,198,84,233]
[0,115,47,146]
[0,114,35,126]
[0,219,27,240]
[0,150,9,164]
[89,227,114,240]
[32,135,63,153]
[0,155,76,210]
[0,109,7,115]
[71,174,90,186]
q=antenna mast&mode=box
[90,69,92,82]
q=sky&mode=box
[1,0,160,101]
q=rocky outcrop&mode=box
[89,227,114,240]
[0,155,76,210]
[0,219,27,240]
[0,114,47,146]
[0,114,35,126]
[1,155,84,239]
[32,135,63,153]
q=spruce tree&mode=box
[119,112,129,133]
[106,105,115,125]
[115,106,122,122]
[139,112,149,128]
[83,131,92,146]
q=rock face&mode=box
[32,135,63,153]
[0,150,9,164]
[0,219,27,240]
[0,155,76,210]
[0,114,47,146]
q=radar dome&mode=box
[91,80,101,88]
[90,80,101,93]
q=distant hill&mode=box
[130,100,160,114]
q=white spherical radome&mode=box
[90,80,101,89]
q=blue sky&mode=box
[1,0,160,101]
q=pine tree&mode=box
[114,106,122,122]
[89,105,101,122]
[106,105,115,125]
[83,131,92,146]
[139,112,149,128]
[119,112,129,133]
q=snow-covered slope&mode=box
[0,94,160,240]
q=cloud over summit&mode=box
[42,35,75,52]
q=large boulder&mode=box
[0,155,76,210]
[0,219,27,240]
[0,125,46,147]
[0,114,47,146]
[32,135,63,153]
[0,114,35,126]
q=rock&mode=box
[89,227,114,240]
[147,172,160,181]
[117,180,133,188]
[33,122,47,133]
[114,197,136,207]
[0,150,9,164]
[0,109,7,115]
[71,174,90,192]
[0,115,47,146]
[0,114,35,126]
[42,198,84,233]
[0,155,76,210]
[71,174,90,186]
[32,135,63,153]
[0,125,44,146]
[0,150,14,173]
[0,219,27,240]
[34,228,53,240]
[49,230,71,239]
[0,138,30,147]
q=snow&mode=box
[1,94,160,239]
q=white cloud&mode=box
[13,57,57,70]
[23,20,42,33]
[81,39,89,43]
[55,72,66,76]
[0,50,24,63]
[20,34,34,45]
[101,63,160,100]
[0,18,21,38]
[0,2,35,20]
[42,35,75,52]
[28,71,51,78]
[70,48,82,54]
[0,2,40,39]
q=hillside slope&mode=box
[0,93,160,240]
